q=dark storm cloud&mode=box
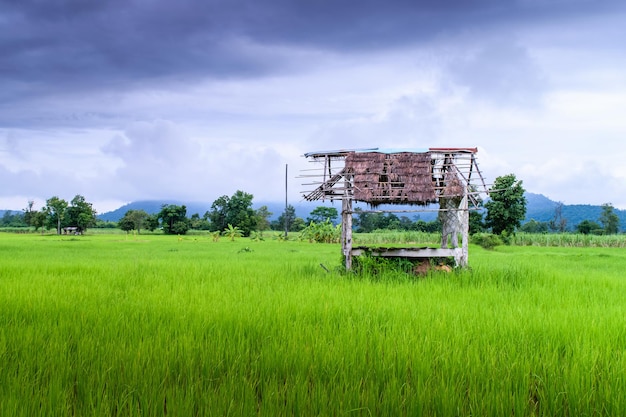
[1,0,268,91]
[2,0,621,98]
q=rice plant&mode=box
[1,233,625,416]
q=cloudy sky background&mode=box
[1,0,625,213]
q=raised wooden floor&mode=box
[351,246,463,266]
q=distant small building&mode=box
[62,226,82,235]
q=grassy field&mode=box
[1,233,625,416]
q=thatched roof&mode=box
[441,170,464,198]
[345,152,437,206]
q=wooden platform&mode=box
[351,246,463,266]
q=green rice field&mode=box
[1,233,626,416]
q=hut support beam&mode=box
[341,173,353,270]
[459,184,469,267]
[341,197,353,270]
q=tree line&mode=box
[520,202,620,235]
[3,195,98,234]
[2,175,620,236]
[116,192,346,236]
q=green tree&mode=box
[469,210,485,235]
[208,191,257,236]
[412,218,441,233]
[119,209,149,234]
[468,194,486,235]
[144,214,160,232]
[45,196,69,234]
[484,174,527,235]
[385,213,401,230]
[94,219,118,229]
[158,204,190,235]
[548,202,568,232]
[254,205,273,231]
[354,210,401,232]
[225,190,257,236]
[353,208,372,232]
[118,214,135,233]
[575,220,603,235]
[520,219,549,233]
[599,203,620,234]
[291,217,306,232]
[189,213,211,230]
[274,204,304,232]
[306,206,339,224]
[31,210,48,234]
[398,216,413,231]
[0,211,9,227]
[0,211,27,227]
[23,200,35,226]
[66,195,97,232]
[208,195,230,232]
[353,209,377,232]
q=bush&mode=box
[299,220,340,243]
[471,233,503,250]
[351,254,416,277]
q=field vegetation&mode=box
[353,230,626,248]
[1,233,626,415]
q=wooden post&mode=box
[284,164,288,239]
[459,183,469,267]
[341,197,353,270]
[341,173,353,270]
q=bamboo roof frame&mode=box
[301,147,487,209]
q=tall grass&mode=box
[1,234,626,415]
[354,230,440,246]
[511,232,626,247]
[353,230,626,248]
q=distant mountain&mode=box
[522,193,626,232]
[524,193,558,220]
[39,193,626,232]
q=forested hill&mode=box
[91,193,626,232]
[524,193,626,231]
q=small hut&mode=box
[301,148,487,269]
[62,226,83,235]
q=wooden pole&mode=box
[341,173,353,270]
[284,164,288,239]
[459,182,469,267]
[342,197,353,270]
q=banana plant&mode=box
[223,224,244,241]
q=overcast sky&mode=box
[1,0,625,213]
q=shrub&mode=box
[471,233,503,250]
[299,220,341,243]
[351,254,416,277]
